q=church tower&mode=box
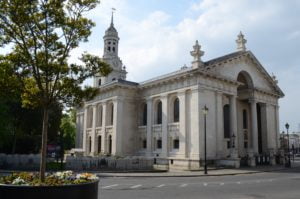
[94,11,127,87]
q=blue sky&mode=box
[71,0,300,132]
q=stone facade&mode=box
[76,16,284,169]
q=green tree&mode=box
[0,0,111,181]
[60,110,76,150]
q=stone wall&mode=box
[65,156,154,171]
[0,153,40,170]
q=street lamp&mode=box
[285,123,291,168]
[202,105,209,175]
[231,134,236,148]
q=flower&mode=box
[12,177,28,185]
[76,173,98,180]
[54,171,73,179]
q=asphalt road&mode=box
[99,167,300,199]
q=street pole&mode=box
[285,123,291,168]
[202,105,208,175]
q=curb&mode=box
[97,166,297,178]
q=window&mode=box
[98,79,101,86]
[98,136,101,153]
[173,139,179,149]
[223,104,230,138]
[89,137,92,153]
[110,104,114,125]
[157,139,162,149]
[107,46,111,51]
[112,47,115,52]
[173,98,179,122]
[97,105,102,127]
[143,140,147,149]
[142,103,147,125]
[112,78,116,81]
[243,109,248,129]
[157,101,162,124]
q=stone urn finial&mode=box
[236,31,247,51]
[190,40,204,69]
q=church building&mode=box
[75,14,284,169]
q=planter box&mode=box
[0,180,99,199]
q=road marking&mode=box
[130,184,142,189]
[157,184,165,188]
[203,183,208,186]
[220,183,224,186]
[237,181,241,184]
[180,184,188,187]
[102,184,118,189]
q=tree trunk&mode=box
[39,106,49,182]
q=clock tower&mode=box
[94,11,127,87]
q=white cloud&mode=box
[70,0,300,131]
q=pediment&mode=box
[204,51,284,97]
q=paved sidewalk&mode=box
[97,164,300,178]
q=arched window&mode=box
[112,47,115,52]
[98,79,101,86]
[157,101,162,124]
[108,135,112,154]
[142,103,147,125]
[223,104,230,138]
[89,137,92,153]
[243,109,248,129]
[97,105,102,127]
[173,98,179,122]
[110,104,114,125]
[98,136,101,153]
[107,46,111,51]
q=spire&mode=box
[236,31,247,51]
[190,40,205,69]
[110,8,116,27]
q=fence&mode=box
[65,156,154,171]
[0,153,40,170]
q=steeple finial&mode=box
[236,31,247,51]
[111,8,116,26]
[190,40,205,68]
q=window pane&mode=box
[157,101,162,124]
[223,105,230,138]
[143,104,147,125]
[174,98,179,122]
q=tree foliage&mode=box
[0,0,111,181]
[60,109,76,150]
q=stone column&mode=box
[91,105,97,155]
[178,90,187,158]
[216,91,224,158]
[230,95,238,157]
[250,99,258,154]
[275,105,280,150]
[146,97,153,157]
[112,98,123,156]
[190,87,200,160]
[101,102,107,153]
[82,107,88,155]
[161,95,168,158]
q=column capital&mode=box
[177,89,187,96]
[248,98,257,104]
[146,96,153,102]
[215,90,223,96]
[160,94,168,99]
